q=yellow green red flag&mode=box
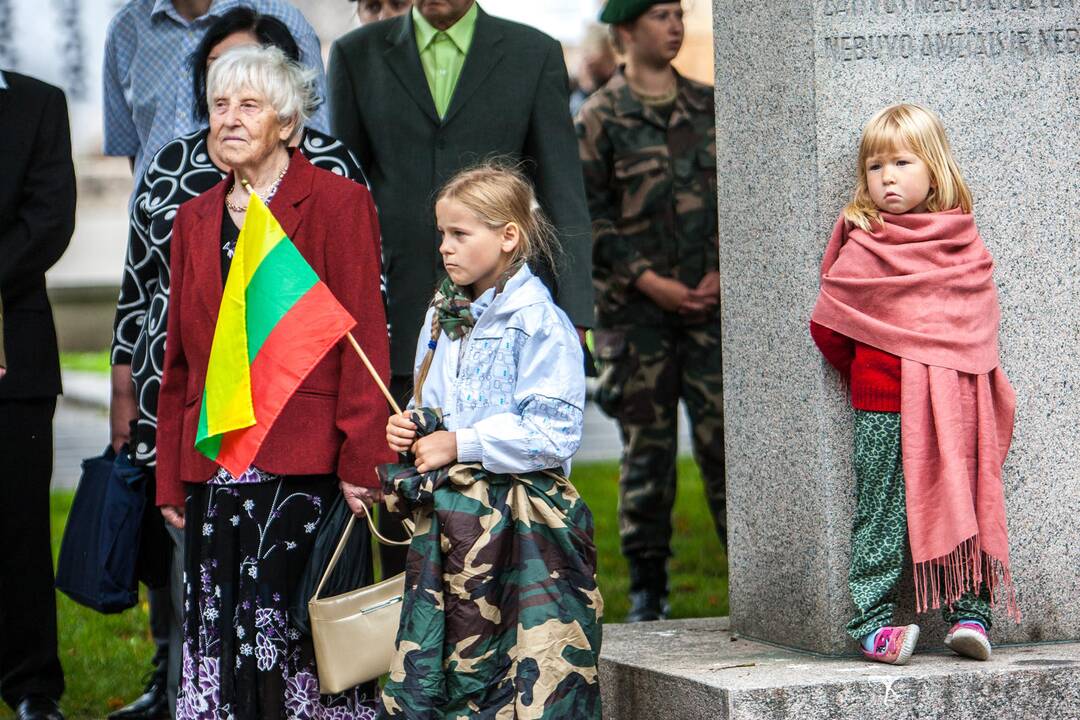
[196,191,355,477]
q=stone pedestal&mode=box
[599,618,1080,720]
[713,0,1079,654]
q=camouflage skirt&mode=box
[378,450,603,719]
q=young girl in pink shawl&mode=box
[810,104,1018,666]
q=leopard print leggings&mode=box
[845,410,992,640]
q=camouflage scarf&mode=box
[430,276,475,342]
[430,263,524,342]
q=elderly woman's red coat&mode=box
[155,151,393,507]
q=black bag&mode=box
[291,492,375,636]
[56,446,147,613]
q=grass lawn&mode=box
[14,458,726,719]
[0,493,159,720]
[573,457,729,622]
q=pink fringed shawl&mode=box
[811,209,1019,619]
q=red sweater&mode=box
[810,320,900,412]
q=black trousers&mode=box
[0,398,63,708]
[144,465,180,714]
[377,375,415,577]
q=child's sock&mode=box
[861,629,880,652]
[958,618,986,632]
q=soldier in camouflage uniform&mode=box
[576,0,725,622]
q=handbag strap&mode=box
[367,504,415,546]
[312,508,413,602]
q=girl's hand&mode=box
[386,412,417,454]
[412,430,457,474]
[161,505,185,530]
[340,480,383,518]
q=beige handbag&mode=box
[309,507,412,693]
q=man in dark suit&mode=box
[0,70,76,720]
[328,0,595,572]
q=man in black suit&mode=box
[0,70,76,720]
[328,0,595,572]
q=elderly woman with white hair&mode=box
[155,44,391,720]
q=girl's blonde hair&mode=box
[435,161,559,276]
[844,103,973,231]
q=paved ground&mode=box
[52,399,109,492]
[52,371,694,491]
[47,158,131,290]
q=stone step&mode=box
[599,618,1080,720]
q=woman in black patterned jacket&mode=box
[106,10,374,719]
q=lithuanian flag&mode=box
[195,191,355,477]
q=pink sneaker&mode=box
[861,624,920,665]
[945,621,992,661]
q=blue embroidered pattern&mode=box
[457,332,526,411]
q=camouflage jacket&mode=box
[575,68,718,327]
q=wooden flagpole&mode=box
[345,331,402,415]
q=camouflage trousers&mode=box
[379,443,603,719]
[594,321,726,560]
[846,410,992,639]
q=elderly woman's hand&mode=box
[386,412,417,454]
[340,480,383,518]
[161,505,185,530]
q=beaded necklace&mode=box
[224,160,289,213]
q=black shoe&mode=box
[106,673,168,720]
[15,696,64,720]
[625,557,670,623]
[626,589,670,622]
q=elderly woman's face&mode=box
[209,89,292,171]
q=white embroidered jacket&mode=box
[408,265,585,476]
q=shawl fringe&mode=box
[913,533,1021,622]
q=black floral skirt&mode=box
[177,473,379,720]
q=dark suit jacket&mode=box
[328,6,594,374]
[0,72,76,400]
[155,152,394,507]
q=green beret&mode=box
[599,0,668,24]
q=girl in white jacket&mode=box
[378,163,602,719]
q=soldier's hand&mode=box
[680,272,722,319]
[635,270,692,313]
[387,412,418,454]
[679,300,712,318]
[694,271,722,304]
[412,431,458,474]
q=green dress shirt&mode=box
[412,3,478,118]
